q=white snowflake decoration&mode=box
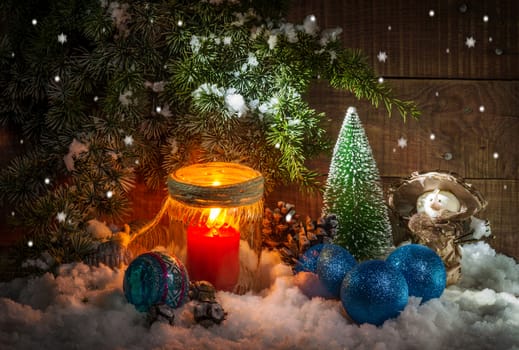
[377,51,388,63]
[57,33,67,44]
[124,135,134,146]
[397,137,408,148]
[158,104,172,117]
[465,36,476,48]
[56,212,67,223]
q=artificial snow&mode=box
[63,138,89,171]
[225,91,248,118]
[86,219,114,241]
[1,241,519,350]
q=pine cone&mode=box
[261,202,337,268]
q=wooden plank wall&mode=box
[269,0,519,259]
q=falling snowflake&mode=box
[377,51,388,63]
[397,137,408,148]
[56,212,67,223]
[465,36,476,48]
[57,32,67,44]
[124,135,134,146]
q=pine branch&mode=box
[0,0,421,247]
[325,49,420,121]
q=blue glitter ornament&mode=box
[341,260,409,326]
[316,244,357,297]
[124,251,190,312]
[386,244,446,303]
[294,244,325,274]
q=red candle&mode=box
[187,223,240,291]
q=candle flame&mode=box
[206,207,229,229]
[209,207,221,222]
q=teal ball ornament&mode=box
[386,244,447,303]
[124,251,190,312]
[341,260,409,326]
[316,244,357,297]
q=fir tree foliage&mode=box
[322,107,392,261]
[0,0,417,257]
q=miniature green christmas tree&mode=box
[322,107,392,260]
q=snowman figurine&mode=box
[389,171,492,286]
[416,189,461,219]
[409,188,464,285]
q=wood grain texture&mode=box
[288,0,519,79]
[304,79,519,178]
[469,179,519,258]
